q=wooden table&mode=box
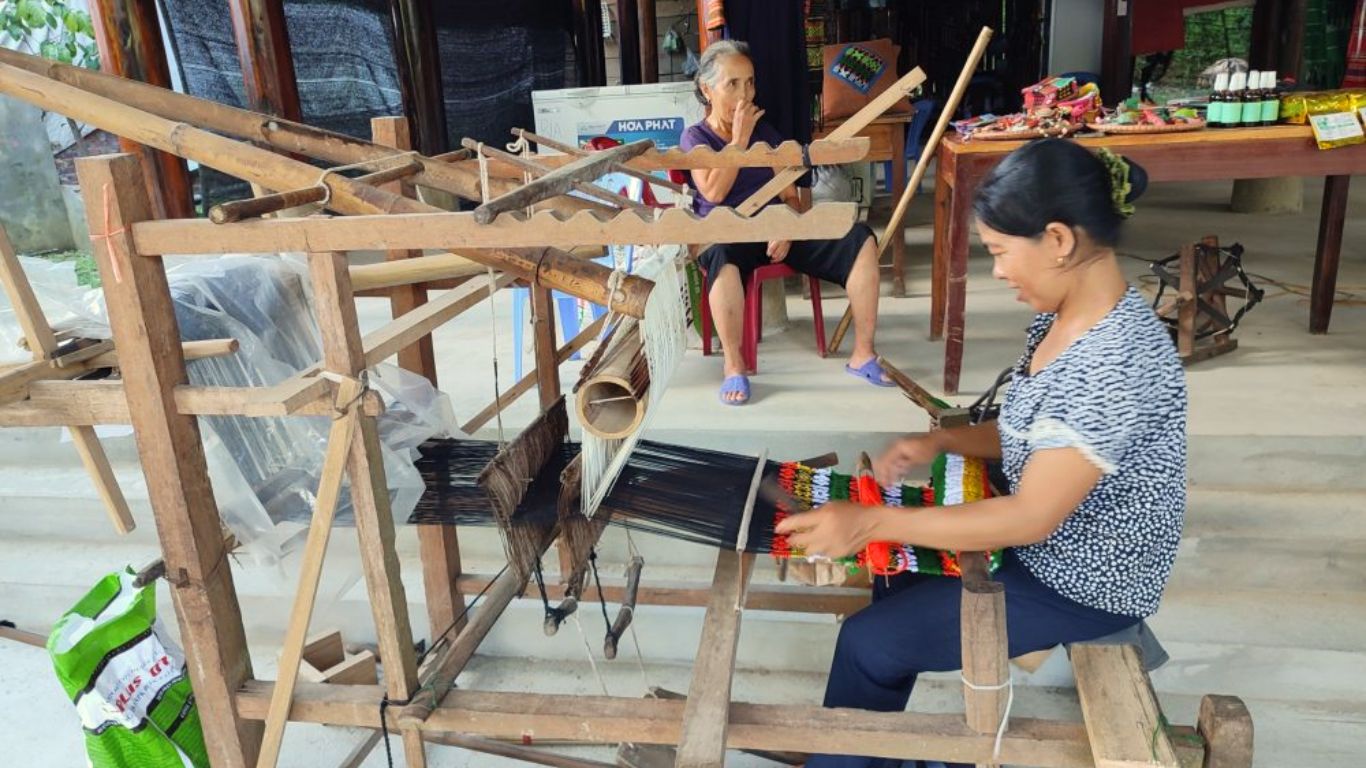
[932,124,1366,394]
[815,112,915,296]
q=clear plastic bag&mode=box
[0,255,110,364]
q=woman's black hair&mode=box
[971,138,1149,249]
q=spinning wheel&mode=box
[1151,235,1264,364]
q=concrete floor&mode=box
[2,175,1364,766]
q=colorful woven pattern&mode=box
[771,453,1002,578]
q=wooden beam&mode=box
[569,0,607,87]
[395,564,528,726]
[0,379,381,427]
[228,0,301,120]
[255,375,365,768]
[462,138,650,211]
[84,338,241,369]
[307,251,428,768]
[455,569,869,616]
[76,153,262,766]
[676,549,753,768]
[461,314,607,434]
[1072,644,1178,768]
[238,683,1154,768]
[473,140,653,223]
[0,61,653,319]
[372,116,440,384]
[737,68,926,216]
[960,556,1009,755]
[130,204,858,254]
[616,0,642,84]
[363,272,516,369]
[88,0,194,218]
[387,0,448,155]
[512,130,871,171]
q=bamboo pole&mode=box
[827,28,994,356]
[0,60,654,319]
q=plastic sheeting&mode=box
[1,254,456,564]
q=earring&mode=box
[1055,257,1066,265]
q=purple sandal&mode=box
[846,358,896,388]
[719,374,751,405]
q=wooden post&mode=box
[1100,0,1132,105]
[88,0,194,219]
[373,115,465,643]
[676,549,753,768]
[638,0,658,83]
[228,0,302,120]
[308,251,428,768]
[616,0,642,85]
[388,0,448,155]
[570,0,607,86]
[1177,243,1197,359]
[75,153,262,766]
[960,555,1008,767]
[1197,695,1254,768]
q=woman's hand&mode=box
[874,432,943,486]
[774,501,887,559]
[766,240,791,262]
[730,100,765,147]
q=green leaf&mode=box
[62,9,78,33]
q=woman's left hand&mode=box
[767,240,791,263]
[774,501,885,558]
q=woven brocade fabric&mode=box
[771,454,1002,578]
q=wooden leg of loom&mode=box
[310,252,428,768]
[960,554,1008,768]
[76,154,263,766]
[372,116,468,645]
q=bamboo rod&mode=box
[0,57,654,318]
[828,29,992,356]
[472,139,652,223]
[461,138,648,211]
[512,128,872,173]
[209,159,423,223]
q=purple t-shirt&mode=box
[679,120,786,216]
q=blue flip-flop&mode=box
[846,358,896,388]
[719,374,751,405]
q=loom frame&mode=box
[0,58,1254,768]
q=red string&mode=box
[86,183,127,284]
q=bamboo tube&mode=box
[209,159,423,224]
[574,322,648,440]
[0,59,654,318]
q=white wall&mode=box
[1048,0,1105,76]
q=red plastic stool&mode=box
[699,262,827,375]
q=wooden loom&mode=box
[0,50,1254,768]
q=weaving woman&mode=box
[682,39,893,405]
[775,139,1186,768]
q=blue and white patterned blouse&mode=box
[999,287,1187,618]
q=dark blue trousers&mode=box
[805,550,1138,768]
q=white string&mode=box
[310,151,417,208]
[570,611,612,697]
[474,144,508,447]
[961,672,1014,764]
[617,529,655,698]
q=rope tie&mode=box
[312,151,418,209]
[960,672,1014,763]
[318,370,371,419]
[87,183,127,284]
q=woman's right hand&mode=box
[873,432,943,487]
[730,100,765,147]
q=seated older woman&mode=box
[681,39,892,405]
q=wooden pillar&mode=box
[960,556,1008,752]
[571,0,607,86]
[1310,175,1350,334]
[308,250,428,768]
[638,0,658,83]
[616,0,642,85]
[388,0,449,155]
[697,0,722,49]
[75,153,262,767]
[228,0,302,120]
[1100,0,1132,105]
[88,0,194,219]
[371,116,465,643]
[1249,0,1285,70]
[1279,0,1309,82]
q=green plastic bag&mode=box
[48,570,209,768]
